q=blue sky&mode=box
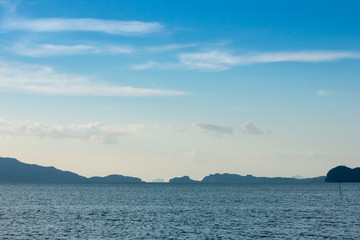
[0,0,359,181]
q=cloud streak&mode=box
[0,118,145,144]
[192,122,233,136]
[131,61,181,70]
[9,43,133,57]
[0,61,186,96]
[146,43,198,53]
[240,122,264,135]
[250,151,329,159]
[134,50,360,71]
[2,18,163,35]
[316,90,335,97]
[0,0,18,12]
[180,51,360,70]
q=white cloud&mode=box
[0,61,186,96]
[250,151,328,159]
[189,147,197,158]
[132,61,159,70]
[135,50,360,71]
[186,147,197,162]
[154,124,187,132]
[180,51,360,70]
[131,61,181,70]
[240,122,264,135]
[9,43,133,57]
[192,122,233,136]
[0,0,18,12]
[147,43,198,52]
[2,18,163,35]
[316,90,335,97]
[0,118,145,144]
[180,51,239,71]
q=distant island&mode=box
[0,157,142,183]
[169,176,199,183]
[1,157,358,183]
[152,178,166,183]
[169,173,325,183]
[325,166,360,182]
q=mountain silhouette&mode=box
[4,157,352,184]
[169,173,325,183]
[88,175,141,183]
[169,176,199,183]
[0,157,142,183]
[201,173,325,183]
[325,166,360,182]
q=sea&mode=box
[0,183,359,239]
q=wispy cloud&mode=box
[240,122,264,135]
[2,18,163,35]
[192,121,269,137]
[132,61,159,70]
[180,50,360,70]
[185,147,197,162]
[0,0,19,12]
[131,61,180,70]
[0,61,186,96]
[154,124,187,132]
[0,118,145,144]
[250,151,328,159]
[180,51,239,71]
[147,43,198,53]
[134,50,360,71]
[316,90,335,97]
[192,122,233,137]
[9,43,133,57]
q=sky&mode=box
[0,0,359,181]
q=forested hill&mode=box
[0,157,142,183]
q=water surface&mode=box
[0,183,359,239]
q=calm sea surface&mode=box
[0,183,359,239]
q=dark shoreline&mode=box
[1,157,359,183]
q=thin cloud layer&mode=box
[10,43,133,57]
[0,61,186,96]
[135,50,360,71]
[180,50,360,70]
[316,90,335,97]
[0,0,18,12]
[132,61,160,70]
[147,43,198,53]
[240,122,264,135]
[250,151,328,159]
[2,18,163,35]
[192,122,233,136]
[131,61,181,70]
[0,118,145,144]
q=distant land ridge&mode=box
[2,157,358,183]
[169,176,199,183]
[169,173,325,183]
[0,157,142,183]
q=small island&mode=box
[170,173,326,183]
[325,166,360,182]
[200,173,325,183]
[169,176,199,183]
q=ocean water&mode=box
[0,183,359,239]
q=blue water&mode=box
[0,183,359,239]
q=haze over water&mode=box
[1,183,359,239]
